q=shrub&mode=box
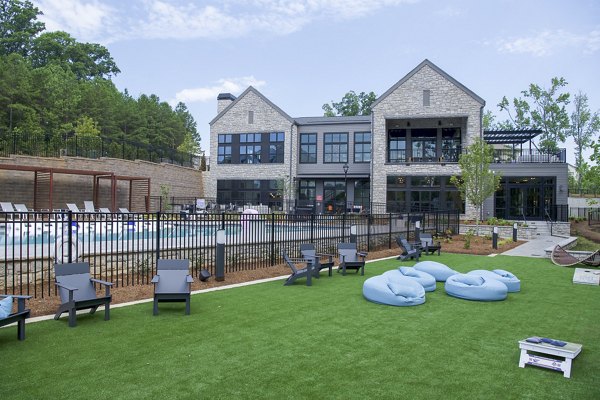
[464,229,474,249]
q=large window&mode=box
[240,133,261,164]
[300,133,317,163]
[217,179,281,206]
[387,127,462,163]
[324,133,348,163]
[354,132,371,163]
[269,132,285,163]
[441,128,461,162]
[411,129,437,162]
[386,175,463,213]
[388,129,406,162]
[323,180,346,212]
[217,134,232,164]
[354,179,370,209]
[298,180,316,201]
[217,132,284,164]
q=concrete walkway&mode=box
[501,235,576,258]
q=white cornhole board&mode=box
[573,268,600,286]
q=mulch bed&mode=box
[23,235,524,318]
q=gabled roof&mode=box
[371,59,485,108]
[209,86,294,125]
[294,115,371,126]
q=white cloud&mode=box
[498,29,600,56]
[172,76,267,105]
[435,6,463,18]
[33,0,118,43]
[34,0,418,43]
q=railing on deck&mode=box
[492,148,566,163]
[0,209,459,298]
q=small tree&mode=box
[450,138,501,235]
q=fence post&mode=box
[67,210,73,263]
[388,213,392,249]
[12,131,16,154]
[367,213,372,252]
[270,213,275,266]
[221,212,225,230]
[155,211,161,260]
[310,213,315,243]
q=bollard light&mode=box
[350,225,357,244]
[513,222,518,242]
[492,226,498,249]
[216,229,225,281]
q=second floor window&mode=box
[324,132,348,163]
[240,133,261,164]
[217,134,232,164]
[388,129,406,162]
[269,132,285,163]
[300,133,317,163]
[354,132,371,163]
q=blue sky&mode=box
[32,0,600,164]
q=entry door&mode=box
[508,186,541,219]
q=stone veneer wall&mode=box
[208,89,296,202]
[371,64,483,220]
[459,222,571,240]
[0,155,203,210]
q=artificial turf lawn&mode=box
[2,254,599,399]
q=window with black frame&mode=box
[441,128,461,162]
[269,132,285,163]
[388,129,407,162]
[300,133,317,163]
[324,133,348,163]
[217,134,232,164]
[240,133,262,164]
[411,129,437,162]
[354,132,371,163]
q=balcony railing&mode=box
[493,148,566,164]
[387,146,462,163]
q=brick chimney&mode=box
[217,93,236,114]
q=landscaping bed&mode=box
[24,235,524,317]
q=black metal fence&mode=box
[570,207,600,220]
[589,209,600,226]
[0,209,459,298]
[0,131,204,169]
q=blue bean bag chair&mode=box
[467,269,521,292]
[445,274,508,301]
[383,267,436,292]
[414,261,458,282]
[363,275,426,306]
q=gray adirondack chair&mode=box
[300,243,334,277]
[337,243,367,276]
[0,294,32,341]
[152,259,194,315]
[396,237,421,261]
[419,233,442,255]
[54,262,113,327]
[282,251,314,286]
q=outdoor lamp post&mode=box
[343,163,349,213]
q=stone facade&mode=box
[209,87,296,206]
[371,62,484,219]
[208,59,567,221]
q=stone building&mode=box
[207,59,568,220]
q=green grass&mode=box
[2,254,600,399]
[571,236,600,252]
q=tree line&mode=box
[0,0,200,157]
